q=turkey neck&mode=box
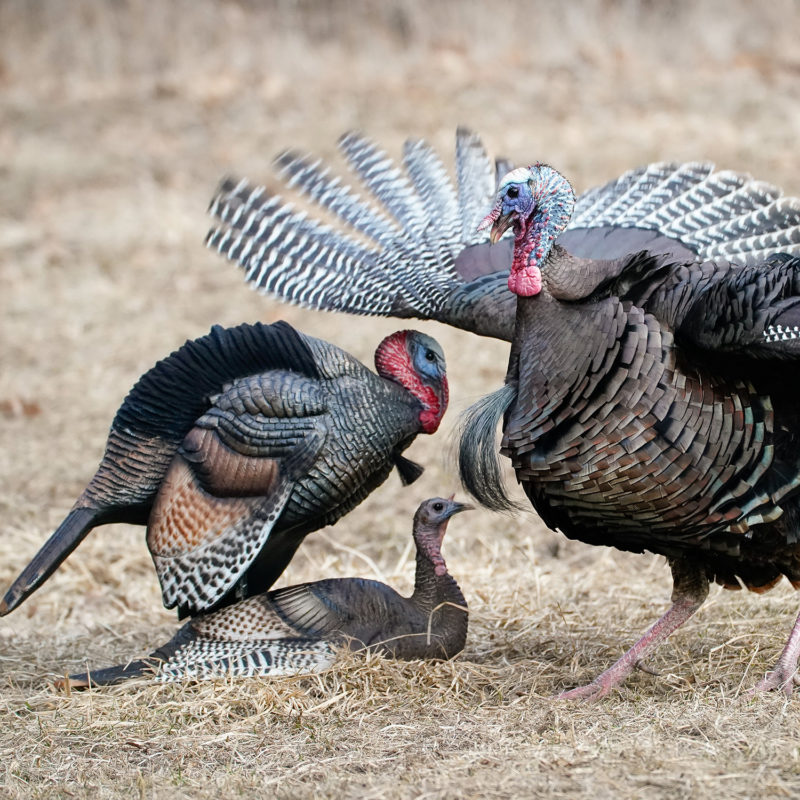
[410,544,465,620]
[541,244,629,301]
[408,550,467,659]
[504,243,628,386]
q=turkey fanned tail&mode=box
[206,129,510,334]
[206,131,800,341]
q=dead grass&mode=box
[3,1,800,797]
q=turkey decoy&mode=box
[63,497,470,686]
[458,163,800,699]
[205,129,800,342]
[1,321,448,618]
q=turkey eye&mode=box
[506,185,519,198]
[425,350,436,362]
[433,502,444,512]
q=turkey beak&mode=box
[434,500,472,560]
[489,212,514,244]
[441,500,473,524]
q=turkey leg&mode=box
[559,556,709,701]
[749,609,800,696]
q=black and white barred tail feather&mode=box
[454,127,498,245]
[457,384,520,512]
[274,152,400,249]
[571,162,800,265]
[402,137,462,249]
[207,130,800,340]
[206,129,501,327]
[65,633,336,686]
[207,178,403,318]
[337,132,432,245]
[156,638,336,681]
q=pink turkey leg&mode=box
[559,557,709,701]
[749,609,800,696]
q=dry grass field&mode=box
[3,1,800,797]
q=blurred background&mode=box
[3,2,800,796]
[2,0,800,654]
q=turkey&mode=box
[205,130,800,696]
[62,497,470,687]
[458,163,800,699]
[1,321,448,618]
[205,128,800,342]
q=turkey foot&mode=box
[747,608,800,697]
[749,668,800,697]
[559,557,709,701]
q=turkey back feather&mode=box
[113,321,319,441]
[83,321,319,512]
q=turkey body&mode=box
[460,164,800,697]
[63,497,470,686]
[501,253,800,589]
[2,321,448,617]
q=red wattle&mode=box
[508,265,542,297]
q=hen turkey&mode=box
[1,321,448,618]
[62,497,470,686]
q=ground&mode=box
[3,1,800,797]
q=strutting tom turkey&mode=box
[206,130,800,697]
[62,497,470,686]
[461,163,800,699]
[1,321,448,618]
